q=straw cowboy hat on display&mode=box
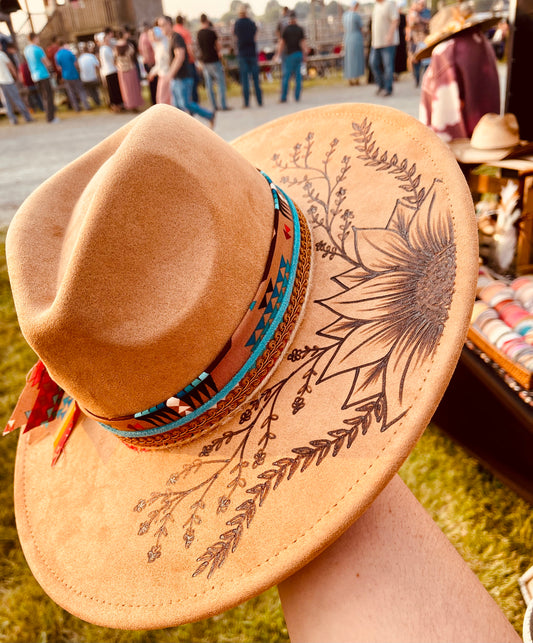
[5,103,478,629]
[449,112,533,164]
[413,3,501,62]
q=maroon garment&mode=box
[420,31,500,141]
[46,43,60,73]
[19,60,34,87]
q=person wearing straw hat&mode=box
[2,103,521,640]
[415,3,500,142]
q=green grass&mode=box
[0,226,530,640]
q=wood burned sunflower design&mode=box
[133,118,456,578]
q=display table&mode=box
[433,343,533,504]
[433,157,533,504]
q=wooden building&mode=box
[34,0,162,44]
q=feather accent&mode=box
[493,180,521,272]
[51,397,81,467]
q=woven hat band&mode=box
[81,174,312,450]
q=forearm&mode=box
[8,61,18,81]
[279,475,520,643]
[167,49,185,78]
[387,19,399,44]
[275,38,284,59]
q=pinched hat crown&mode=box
[7,106,275,418]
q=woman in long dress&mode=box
[343,1,365,86]
[114,38,144,111]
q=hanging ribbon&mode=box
[4,360,79,466]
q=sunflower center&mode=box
[416,245,455,326]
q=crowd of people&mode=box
[0,7,291,127]
[341,0,505,141]
[0,2,507,132]
[339,0,427,98]
[342,0,506,95]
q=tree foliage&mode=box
[294,1,311,19]
[221,1,252,24]
[263,0,282,23]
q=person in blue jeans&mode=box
[24,32,58,123]
[159,15,215,128]
[203,61,228,111]
[0,43,34,125]
[55,40,90,112]
[276,11,306,103]
[233,6,262,108]
[369,0,399,96]
[369,45,396,96]
[197,14,230,111]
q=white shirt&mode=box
[0,51,15,85]
[78,52,99,82]
[151,36,170,76]
[372,0,400,49]
[99,44,116,76]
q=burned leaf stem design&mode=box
[136,345,331,561]
[193,397,408,579]
[351,117,441,211]
[273,135,356,265]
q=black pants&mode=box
[190,63,200,103]
[36,77,55,122]
[105,72,123,107]
[144,63,158,105]
[83,81,101,106]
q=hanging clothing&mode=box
[420,31,500,142]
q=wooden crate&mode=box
[467,326,533,390]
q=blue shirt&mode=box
[24,43,50,81]
[55,48,79,80]
[233,17,257,57]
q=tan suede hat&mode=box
[449,113,533,164]
[5,104,477,629]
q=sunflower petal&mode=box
[317,320,393,383]
[386,199,417,237]
[404,183,452,253]
[340,363,386,411]
[319,272,413,322]
[332,265,372,290]
[353,228,411,273]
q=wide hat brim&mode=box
[13,104,478,629]
[412,15,500,62]
[448,138,533,164]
